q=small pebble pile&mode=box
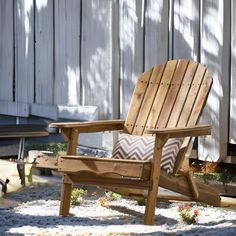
[0,184,236,235]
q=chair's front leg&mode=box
[60,175,73,216]
[144,135,168,225]
[59,128,79,216]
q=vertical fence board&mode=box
[81,0,113,119]
[145,0,169,69]
[120,0,144,119]
[173,0,200,60]
[0,0,14,101]
[111,0,120,119]
[14,0,34,104]
[230,0,236,144]
[0,0,234,162]
[54,0,81,106]
[198,0,230,161]
[35,0,54,105]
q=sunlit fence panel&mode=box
[0,0,235,161]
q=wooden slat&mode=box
[34,154,58,170]
[50,119,125,129]
[81,0,113,119]
[167,61,198,127]
[177,64,206,126]
[173,0,200,60]
[35,0,54,105]
[230,0,236,144]
[159,171,221,207]
[58,156,152,179]
[132,63,166,135]
[124,68,153,133]
[145,60,178,130]
[157,60,189,128]
[146,124,211,137]
[187,72,212,126]
[103,170,221,207]
[120,0,144,119]
[68,174,151,189]
[198,0,230,161]
[14,0,34,104]
[111,0,120,120]
[0,0,14,101]
[54,0,81,106]
[145,0,169,69]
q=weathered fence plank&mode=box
[145,0,169,69]
[54,0,81,106]
[81,0,113,119]
[31,103,58,120]
[0,0,14,101]
[0,101,29,117]
[14,0,34,104]
[173,0,200,60]
[230,0,236,144]
[120,0,144,119]
[58,105,98,121]
[0,0,235,163]
[35,0,54,105]
[111,0,120,119]
[198,0,230,161]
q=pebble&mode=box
[0,184,235,235]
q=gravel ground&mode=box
[0,183,236,236]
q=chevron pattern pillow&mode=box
[112,133,183,173]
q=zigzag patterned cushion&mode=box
[112,133,183,173]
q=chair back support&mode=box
[123,59,213,173]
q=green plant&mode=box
[105,191,121,201]
[71,188,88,206]
[98,191,121,207]
[26,142,67,156]
[178,204,199,224]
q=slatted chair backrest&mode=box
[123,59,213,174]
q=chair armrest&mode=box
[49,120,125,133]
[146,124,211,138]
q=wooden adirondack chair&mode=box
[46,59,221,225]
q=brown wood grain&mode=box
[124,68,153,134]
[167,61,198,127]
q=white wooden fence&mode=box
[0,0,235,162]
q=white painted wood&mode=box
[54,0,81,105]
[58,105,98,121]
[119,0,144,119]
[111,0,120,119]
[14,0,34,104]
[35,0,54,105]
[81,0,113,119]
[230,0,236,144]
[0,0,14,101]
[173,0,200,60]
[198,0,230,162]
[145,0,169,69]
[0,101,29,117]
[31,103,58,120]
